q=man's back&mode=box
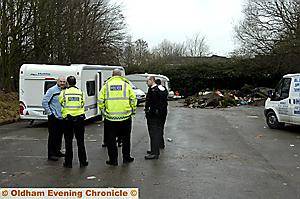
[158,85,168,109]
[59,86,85,118]
[98,76,137,121]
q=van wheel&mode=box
[266,111,284,129]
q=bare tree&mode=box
[235,0,300,56]
[121,36,135,67]
[0,0,33,90]
[185,33,209,57]
[133,39,150,66]
[152,39,186,58]
[0,0,127,90]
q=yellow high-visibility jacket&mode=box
[59,87,85,118]
[98,76,137,121]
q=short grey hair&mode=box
[57,76,66,82]
[112,69,122,76]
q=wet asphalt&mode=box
[0,100,299,199]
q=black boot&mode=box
[145,154,159,160]
[63,162,72,168]
[48,156,59,161]
[123,157,134,164]
[106,160,118,166]
[80,161,89,168]
[102,143,107,147]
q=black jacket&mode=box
[145,85,168,117]
[158,85,168,108]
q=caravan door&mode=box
[96,72,102,115]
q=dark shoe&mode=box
[48,156,59,161]
[102,143,107,147]
[80,161,89,168]
[147,150,152,154]
[56,152,65,157]
[160,145,165,149]
[123,157,134,164]
[106,160,118,166]
[145,154,159,160]
[63,162,72,168]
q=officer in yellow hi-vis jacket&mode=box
[98,69,137,166]
[59,76,88,168]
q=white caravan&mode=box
[265,73,300,128]
[126,73,174,98]
[19,64,125,121]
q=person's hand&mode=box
[48,113,55,120]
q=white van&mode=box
[19,64,125,121]
[126,73,174,98]
[264,73,300,128]
[128,81,146,105]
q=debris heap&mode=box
[184,85,269,108]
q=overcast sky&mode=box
[116,0,244,56]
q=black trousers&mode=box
[47,115,63,157]
[147,115,163,156]
[103,127,108,144]
[160,114,167,148]
[63,115,87,165]
[103,128,122,145]
[104,118,132,162]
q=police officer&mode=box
[42,77,66,161]
[145,76,166,159]
[98,69,137,166]
[59,76,88,168]
[155,79,168,149]
[102,78,122,148]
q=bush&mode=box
[126,57,286,96]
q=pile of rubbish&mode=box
[0,91,19,124]
[184,85,270,109]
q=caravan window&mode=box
[86,81,96,96]
[44,81,57,94]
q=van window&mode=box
[86,81,96,96]
[275,78,291,100]
[44,81,57,94]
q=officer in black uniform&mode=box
[145,76,166,159]
[155,79,168,149]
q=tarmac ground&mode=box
[0,100,299,199]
